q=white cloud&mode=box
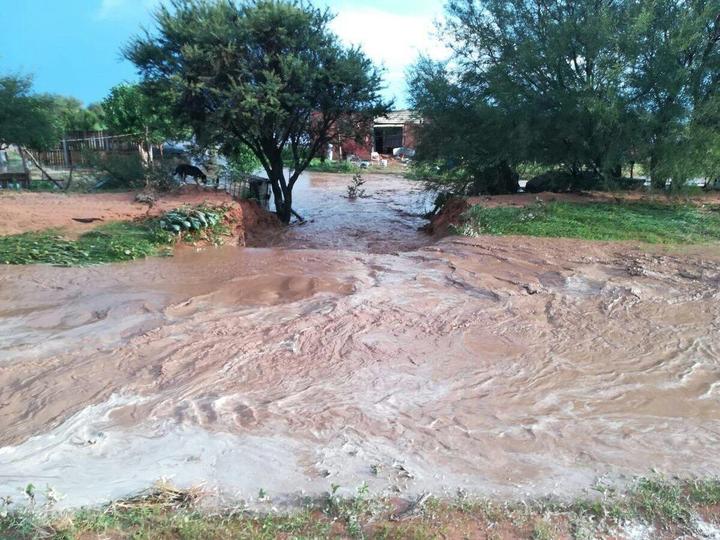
[94,1,448,105]
[329,7,449,105]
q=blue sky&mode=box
[0,0,447,107]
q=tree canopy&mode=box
[45,95,106,133]
[125,0,390,222]
[103,83,184,144]
[102,82,188,165]
[409,0,720,194]
[0,75,62,151]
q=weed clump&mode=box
[346,173,366,199]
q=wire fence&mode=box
[225,173,272,207]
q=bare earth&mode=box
[0,175,719,511]
[0,188,233,236]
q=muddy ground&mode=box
[0,188,236,237]
[0,174,719,514]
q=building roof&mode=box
[373,110,421,127]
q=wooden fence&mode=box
[33,133,141,170]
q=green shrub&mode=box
[159,205,228,245]
[144,161,183,192]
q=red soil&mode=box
[0,188,279,244]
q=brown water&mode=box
[1,173,720,508]
[256,172,435,252]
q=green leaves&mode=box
[124,0,391,221]
[159,207,222,234]
[0,75,63,150]
[0,205,229,266]
[411,0,720,191]
[102,83,186,145]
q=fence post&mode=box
[62,138,70,169]
[18,145,29,175]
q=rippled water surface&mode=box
[1,172,719,508]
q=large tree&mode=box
[435,0,631,178]
[45,95,106,133]
[626,0,720,188]
[0,75,62,151]
[408,58,522,195]
[125,0,389,222]
[103,83,184,164]
[411,0,720,193]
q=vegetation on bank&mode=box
[305,158,361,174]
[125,1,390,224]
[457,201,720,244]
[0,205,231,266]
[408,0,720,196]
[1,476,719,539]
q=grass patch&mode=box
[2,477,719,539]
[305,158,361,173]
[0,205,231,266]
[457,201,720,243]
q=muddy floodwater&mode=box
[1,173,720,508]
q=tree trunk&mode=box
[18,145,29,174]
[649,153,665,190]
[64,166,74,192]
[270,180,293,223]
[21,147,63,188]
[279,185,293,223]
[267,168,292,223]
[138,143,149,166]
[145,126,153,165]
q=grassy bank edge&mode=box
[455,200,720,244]
[0,204,233,266]
[1,476,719,539]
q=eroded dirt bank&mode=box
[2,229,719,507]
[0,188,237,236]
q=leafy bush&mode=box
[412,160,519,196]
[144,161,183,192]
[525,170,600,193]
[159,204,230,245]
[26,180,59,192]
[0,222,171,266]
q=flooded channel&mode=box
[1,172,720,508]
[257,171,435,252]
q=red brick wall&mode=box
[402,123,419,149]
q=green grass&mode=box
[0,205,231,266]
[458,201,720,243]
[2,477,719,539]
[305,158,361,173]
